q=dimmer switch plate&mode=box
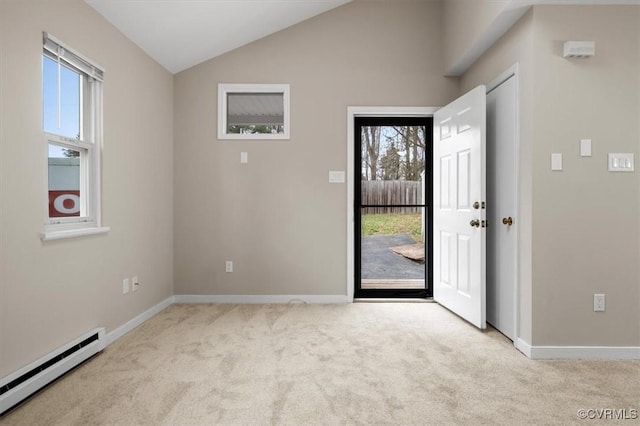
[608,153,634,172]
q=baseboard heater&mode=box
[0,327,105,415]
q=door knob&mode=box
[470,219,480,228]
[502,217,513,226]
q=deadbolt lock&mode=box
[502,217,513,226]
[470,219,480,228]
[473,201,486,210]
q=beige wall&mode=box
[463,5,640,347]
[173,0,458,296]
[0,0,174,376]
[530,5,639,346]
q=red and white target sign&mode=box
[49,190,80,217]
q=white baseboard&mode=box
[515,338,532,358]
[511,338,640,360]
[105,294,345,347]
[104,298,639,361]
[529,345,640,360]
[105,296,174,346]
[173,294,348,304]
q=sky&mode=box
[43,55,81,158]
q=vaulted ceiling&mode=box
[85,0,351,74]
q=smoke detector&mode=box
[563,41,595,58]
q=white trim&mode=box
[43,32,104,81]
[42,37,106,239]
[529,345,640,360]
[173,294,348,304]
[105,296,174,345]
[486,64,521,350]
[41,225,110,242]
[346,107,439,302]
[354,298,434,303]
[217,83,290,140]
[516,338,533,358]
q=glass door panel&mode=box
[355,117,433,298]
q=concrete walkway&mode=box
[361,233,425,280]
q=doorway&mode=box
[354,116,433,298]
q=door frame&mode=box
[486,63,520,347]
[347,107,439,302]
[354,115,433,299]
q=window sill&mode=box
[41,226,110,242]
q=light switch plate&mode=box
[551,153,563,171]
[608,153,634,172]
[329,171,345,183]
[240,152,248,164]
[580,139,592,157]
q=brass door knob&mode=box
[502,217,513,226]
[470,219,480,228]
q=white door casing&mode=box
[433,85,486,329]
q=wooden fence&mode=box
[361,180,422,214]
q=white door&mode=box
[433,85,486,329]
[487,76,517,340]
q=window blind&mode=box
[43,32,104,82]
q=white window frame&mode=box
[41,33,109,241]
[217,83,290,140]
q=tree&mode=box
[392,125,425,180]
[63,149,79,158]
[379,141,400,180]
[227,124,283,134]
[362,126,382,181]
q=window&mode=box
[41,33,108,241]
[218,84,290,140]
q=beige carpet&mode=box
[1,303,639,425]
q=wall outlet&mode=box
[593,293,605,312]
[123,278,130,294]
[132,276,139,292]
[225,261,233,273]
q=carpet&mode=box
[1,303,638,425]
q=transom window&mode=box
[42,32,108,240]
[218,84,290,140]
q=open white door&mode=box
[433,85,486,329]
